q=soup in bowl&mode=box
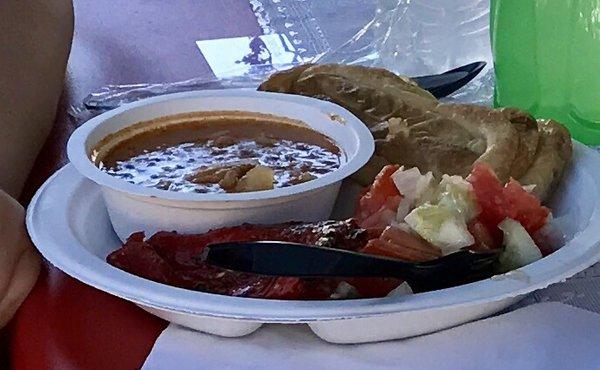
[67,90,374,241]
[92,111,343,194]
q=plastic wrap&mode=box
[71,0,494,121]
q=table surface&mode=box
[10,1,261,369]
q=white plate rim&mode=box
[27,143,600,322]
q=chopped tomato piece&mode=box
[361,226,441,262]
[362,238,400,257]
[504,179,550,234]
[357,165,401,214]
[356,165,402,229]
[467,163,507,233]
[467,220,499,251]
[467,163,549,237]
[357,195,402,229]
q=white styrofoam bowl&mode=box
[27,143,600,343]
[67,90,374,241]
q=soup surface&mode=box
[94,112,342,193]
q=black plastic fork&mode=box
[202,241,501,293]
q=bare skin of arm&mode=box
[0,0,73,326]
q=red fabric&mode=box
[9,264,167,370]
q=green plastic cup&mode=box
[491,0,600,145]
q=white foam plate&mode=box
[27,143,600,344]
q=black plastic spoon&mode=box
[412,61,487,98]
[202,241,501,293]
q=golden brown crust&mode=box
[499,108,540,179]
[355,107,573,197]
[259,64,438,127]
[259,64,573,201]
[257,63,315,93]
[435,104,519,182]
[352,110,484,186]
[518,119,573,202]
[294,64,436,101]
